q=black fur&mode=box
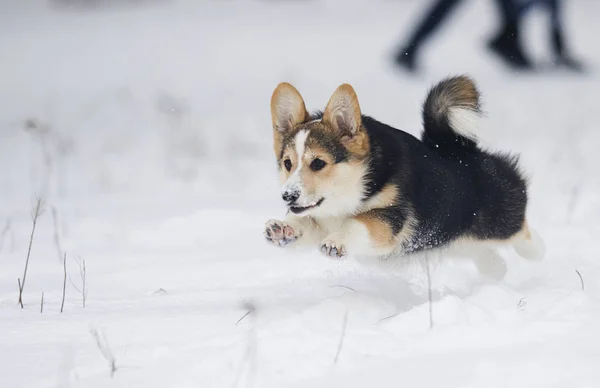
[359,77,527,253]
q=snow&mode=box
[1,0,600,387]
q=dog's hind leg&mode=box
[455,243,507,281]
[473,247,508,281]
[450,241,507,280]
[512,222,545,261]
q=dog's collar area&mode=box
[289,198,324,214]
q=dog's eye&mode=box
[310,158,327,171]
[284,159,292,171]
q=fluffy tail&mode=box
[421,75,482,150]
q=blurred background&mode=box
[1,1,599,387]
[1,0,596,250]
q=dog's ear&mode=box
[323,84,362,137]
[270,82,308,133]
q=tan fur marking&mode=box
[355,213,395,249]
[521,220,532,240]
[444,76,480,109]
[344,130,370,158]
[273,132,283,159]
[298,154,365,203]
[455,77,479,107]
[357,184,417,251]
[295,145,335,191]
[464,218,532,246]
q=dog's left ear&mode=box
[323,84,362,137]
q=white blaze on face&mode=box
[282,129,310,201]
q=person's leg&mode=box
[487,0,534,69]
[493,0,517,24]
[395,0,464,71]
[547,0,565,56]
[516,0,584,71]
[517,0,540,15]
[544,0,584,70]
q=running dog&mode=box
[264,75,543,278]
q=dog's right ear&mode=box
[270,82,308,133]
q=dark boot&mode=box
[552,28,585,72]
[394,46,418,72]
[488,22,534,70]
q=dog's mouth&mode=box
[289,198,324,214]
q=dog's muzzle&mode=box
[282,189,300,205]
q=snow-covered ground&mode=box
[1,0,600,387]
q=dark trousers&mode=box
[402,0,517,55]
[518,0,564,54]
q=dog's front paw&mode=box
[320,234,347,259]
[264,219,300,247]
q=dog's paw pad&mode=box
[320,239,347,259]
[264,219,299,247]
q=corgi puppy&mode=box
[264,75,544,278]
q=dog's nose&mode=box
[282,190,300,204]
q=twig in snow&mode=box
[90,326,118,378]
[67,256,87,308]
[378,313,399,322]
[0,218,11,254]
[231,302,257,388]
[67,274,81,293]
[330,285,356,292]
[17,279,23,308]
[333,311,349,366]
[60,252,67,313]
[41,292,44,313]
[425,257,434,330]
[51,206,63,262]
[236,310,252,326]
[575,269,584,291]
[81,259,87,308]
[18,197,44,307]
